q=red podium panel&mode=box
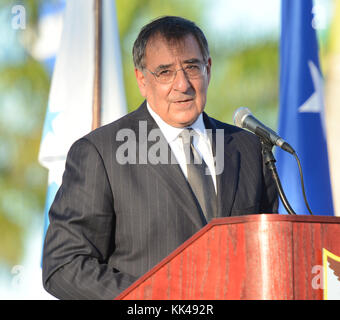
[116,214,340,300]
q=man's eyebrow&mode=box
[154,58,203,71]
[183,58,202,64]
[155,64,173,71]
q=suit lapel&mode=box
[132,102,206,229]
[216,139,240,217]
[203,113,240,217]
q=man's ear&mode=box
[135,68,147,97]
[206,57,212,84]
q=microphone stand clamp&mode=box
[260,138,296,215]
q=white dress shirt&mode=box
[147,103,217,192]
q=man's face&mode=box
[135,34,211,128]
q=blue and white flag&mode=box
[32,0,65,74]
[39,0,127,238]
[276,0,334,215]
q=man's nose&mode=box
[172,69,192,91]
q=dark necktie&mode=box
[180,128,217,222]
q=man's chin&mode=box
[170,113,201,128]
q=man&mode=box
[42,16,278,300]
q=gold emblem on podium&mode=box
[323,248,340,300]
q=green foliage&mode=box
[0,2,49,266]
[207,41,279,129]
[0,214,23,266]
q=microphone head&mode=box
[233,107,252,128]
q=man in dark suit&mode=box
[42,16,278,299]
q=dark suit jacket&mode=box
[42,101,278,299]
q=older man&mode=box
[42,16,278,300]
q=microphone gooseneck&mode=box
[233,107,313,215]
[233,107,295,154]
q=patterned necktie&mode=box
[180,128,217,222]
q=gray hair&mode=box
[133,16,210,70]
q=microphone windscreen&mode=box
[233,107,252,128]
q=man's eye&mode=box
[186,65,199,70]
[158,69,172,76]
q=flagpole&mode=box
[92,0,102,130]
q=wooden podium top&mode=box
[205,213,340,226]
[116,214,340,300]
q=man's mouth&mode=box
[174,98,194,104]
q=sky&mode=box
[206,0,281,38]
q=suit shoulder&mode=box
[61,106,143,159]
[209,117,260,144]
[82,104,145,143]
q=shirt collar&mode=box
[147,102,207,143]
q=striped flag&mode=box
[276,0,334,215]
[39,0,127,239]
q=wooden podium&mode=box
[116,214,340,300]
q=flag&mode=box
[276,0,334,215]
[39,0,127,240]
[32,0,65,74]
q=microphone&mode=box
[233,107,295,154]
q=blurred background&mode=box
[0,0,338,299]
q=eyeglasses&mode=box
[144,62,208,84]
